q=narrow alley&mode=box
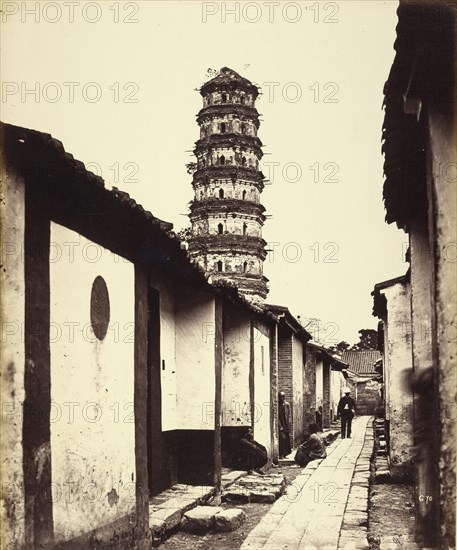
[242,416,372,550]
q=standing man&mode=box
[337,387,357,439]
[278,391,291,458]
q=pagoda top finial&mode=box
[200,67,259,98]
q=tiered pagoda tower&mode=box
[187,67,269,301]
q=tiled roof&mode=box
[264,304,312,342]
[200,67,259,97]
[1,122,209,285]
[204,67,253,87]
[341,350,382,376]
[1,121,280,325]
[382,2,455,229]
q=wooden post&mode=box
[270,323,279,464]
[134,266,151,548]
[23,188,54,548]
[213,295,223,497]
[249,320,255,431]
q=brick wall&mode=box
[303,346,317,430]
[277,327,294,447]
[356,379,381,415]
[323,361,331,429]
[292,335,305,446]
[270,324,279,463]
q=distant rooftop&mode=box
[341,350,382,376]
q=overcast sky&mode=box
[2,0,407,344]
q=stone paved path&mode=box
[241,416,373,550]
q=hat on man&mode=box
[342,387,351,394]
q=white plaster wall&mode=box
[195,180,259,203]
[0,167,26,548]
[315,359,323,409]
[207,216,261,237]
[150,272,177,432]
[428,105,457,537]
[383,320,390,422]
[330,370,344,419]
[253,325,271,454]
[222,311,251,426]
[175,289,215,430]
[409,222,433,371]
[207,253,262,276]
[383,282,414,470]
[292,336,304,441]
[49,223,136,543]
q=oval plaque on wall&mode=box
[90,275,110,341]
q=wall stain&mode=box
[107,488,119,507]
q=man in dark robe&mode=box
[294,423,327,467]
[278,391,291,458]
[229,428,268,473]
[337,388,357,438]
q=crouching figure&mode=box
[229,428,268,474]
[294,423,327,467]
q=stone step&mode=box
[375,469,392,483]
[181,506,224,534]
[181,505,246,534]
[221,469,247,488]
[149,484,215,546]
[214,508,246,532]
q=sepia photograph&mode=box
[0,1,456,549]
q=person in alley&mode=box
[337,387,357,439]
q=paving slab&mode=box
[181,505,224,533]
[222,471,286,503]
[148,507,182,531]
[240,416,373,550]
[149,482,216,544]
[221,469,248,488]
[214,508,246,532]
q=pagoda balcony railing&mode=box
[197,104,260,125]
[188,234,268,258]
[189,197,265,215]
[195,133,263,150]
[192,165,265,185]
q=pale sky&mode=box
[1,0,407,344]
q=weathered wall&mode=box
[382,281,414,478]
[194,179,260,203]
[253,321,271,455]
[322,361,331,428]
[330,370,344,421]
[49,223,136,544]
[315,357,323,411]
[291,335,304,445]
[206,216,261,237]
[203,89,256,108]
[277,328,293,445]
[409,215,439,537]
[427,100,456,548]
[222,306,251,427]
[0,167,26,548]
[303,345,317,429]
[205,252,263,277]
[355,379,381,416]
[198,146,259,171]
[175,288,216,430]
[270,324,279,463]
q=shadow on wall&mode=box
[176,431,215,486]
